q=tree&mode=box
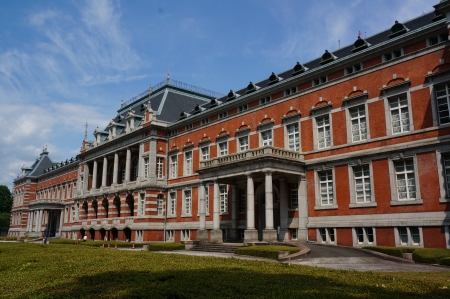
[0,185,12,214]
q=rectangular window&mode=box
[140,193,145,216]
[290,182,298,208]
[389,95,410,134]
[355,227,374,245]
[354,165,371,203]
[395,159,416,200]
[220,185,228,213]
[166,230,174,241]
[356,227,364,244]
[350,107,367,142]
[260,96,271,105]
[201,146,209,161]
[239,136,249,152]
[238,104,248,112]
[219,142,228,156]
[317,116,331,149]
[156,157,163,178]
[319,170,333,205]
[144,157,149,179]
[345,63,362,75]
[201,118,210,125]
[287,123,300,151]
[185,151,193,175]
[184,190,192,215]
[444,154,450,197]
[205,185,209,213]
[185,124,193,131]
[261,130,273,146]
[285,87,297,96]
[319,228,335,244]
[157,195,163,216]
[313,76,327,86]
[240,191,246,212]
[181,229,190,241]
[170,129,178,136]
[170,155,177,178]
[170,192,176,216]
[384,49,402,61]
[435,84,450,125]
[398,227,421,246]
[290,229,298,240]
[218,111,228,119]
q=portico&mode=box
[197,146,306,244]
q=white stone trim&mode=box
[314,167,337,210]
[395,226,423,248]
[348,161,377,208]
[388,155,423,206]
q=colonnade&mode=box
[26,209,63,237]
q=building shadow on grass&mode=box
[25,266,449,299]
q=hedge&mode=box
[412,248,450,265]
[0,236,17,241]
[49,238,185,250]
[235,245,300,260]
[363,246,416,258]
[440,257,450,266]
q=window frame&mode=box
[347,105,369,143]
[314,168,338,210]
[238,104,248,112]
[317,227,336,244]
[219,184,228,214]
[348,162,377,208]
[259,96,271,105]
[313,75,328,86]
[170,154,178,179]
[156,157,164,179]
[182,189,192,217]
[238,136,249,152]
[169,191,177,217]
[353,227,376,246]
[218,141,228,157]
[260,129,273,146]
[184,151,193,175]
[436,151,450,203]
[285,122,300,151]
[388,156,423,206]
[156,194,164,216]
[218,111,228,119]
[434,83,450,126]
[395,227,423,247]
[201,118,210,125]
[345,63,363,75]
[200,145,210,161]
[290,182,299,208]
[314,114,332,149]
[382,48,403,62]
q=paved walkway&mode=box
[153,244,450,272]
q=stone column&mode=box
[263,171,277,242]
[125,147,131,182]
[83,163,89,192]
[101,156,108,187]
[92,160,98,189]
[27,211,33,232]
[148,139,157,184]
[298,176,308,241]
[210,180,223,244]
[113,152,119,185]
[138,143,144,182]
[37,210,43,234]
[197,183,208,243]
[230,185,238,240]
[279,178,289,241]
[58,210,64,237]
[244,174,257,244]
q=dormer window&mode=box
[352,36,369,53]
[210,98,219,107]
[389,21,408,39]
[292,62,306,76]
[227,90,237,101]
[193,104,203,114]
[320,50,336,65]
[179,111,189,120]
[268,72,281,85]
[246,82,257,94]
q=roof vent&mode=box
[227,90,237,101]
[193,104,203,114]
[179,110,189,120]
[140,103,147,110]
[246,82,257,94]
[210,98,219,107]
[389,20,408,39]
[352,36,369,53]
[292,62,306,76]
[117,115,124,122]
[268,72,280,85]
[320,50,336,65]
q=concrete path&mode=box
[291,244,450,272]
[153,244,450,272]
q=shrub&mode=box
[412,248,450,264]
[49,238,184,250]
[235,245,299,260]
[440,257,450,266]
[147,242,185,251]
[0,236,17,241]
[363,246,416,258]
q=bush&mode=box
[412,248,450,264]
[440,257,450,266]
[363,246,416,258]
[235,245,300,260]
[49,238,184,250]
[0,236,17,241]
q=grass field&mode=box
[1,243,450,299]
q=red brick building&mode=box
[9,1,450,249]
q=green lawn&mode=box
[1,243,450,299]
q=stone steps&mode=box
[191,243,244,253]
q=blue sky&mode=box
[0,0,438,187]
